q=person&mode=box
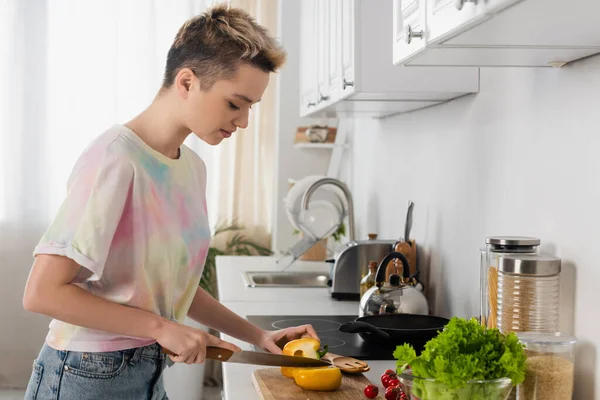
[22,4,318,399]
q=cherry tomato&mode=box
[387,378,400,388]
[381,373,392,387]
[384,369,397,378]
[364,384,379,399]
[385,386,402,400]
[399,391,408,400]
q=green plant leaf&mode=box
[331,222,346,242]
[200,220,274,297]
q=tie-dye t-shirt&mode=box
[33,124,211,352]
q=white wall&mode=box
[272,0,333,253]
[0,225,49,388]
[345,55,600,399]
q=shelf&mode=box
[294,143,344,149]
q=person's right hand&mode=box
[155,319,241,364]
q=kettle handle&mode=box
[375,251,410,286]
[339,321,391,340]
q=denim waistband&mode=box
[140,343,162,359]
[129,342,166,365]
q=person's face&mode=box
[176,63,270,145]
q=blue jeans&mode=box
[25,343,169,400]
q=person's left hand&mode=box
[256,325,320,354]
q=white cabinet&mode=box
[427,0,520,44]
[300,0,318,114]
[393,0,427,65]
[327,0,342,103]
[299,0,318,117]
[300,0,480,119]
[395,0,600,67]
[316,0,330,101]
[340,0,355,99]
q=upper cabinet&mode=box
[300,0,318,117]
[394,0,600,67]
[299,0,480,119]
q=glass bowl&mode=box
[399,371,514,400]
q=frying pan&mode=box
[339,314,450,353]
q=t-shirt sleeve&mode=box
[197,157,207,212]
[186,148,208,212]
[33,150,134,282]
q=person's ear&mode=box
[175,68,196,99]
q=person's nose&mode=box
[234,109,249,129]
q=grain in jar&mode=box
[517,332,576,400]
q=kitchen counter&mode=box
[216,256,397,399]
[217,256,338,303]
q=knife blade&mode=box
[162,346,331,368]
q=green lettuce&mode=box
[393,317,527,400]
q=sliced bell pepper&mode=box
[280,337,321,378]
[293,366,343,391]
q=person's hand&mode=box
[156,319,241,364]
[256,324,320,354]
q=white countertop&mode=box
[215,256,397,400]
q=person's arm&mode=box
[23,254,239,364]
[187,286,319,354]
[23,254,166,339]
[186,286,264,345]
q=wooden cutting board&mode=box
[251,368,384,399]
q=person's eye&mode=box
[228,102,240,111]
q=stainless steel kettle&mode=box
[359,251,429,317]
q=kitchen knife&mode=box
[162,347,331,368]
[403,200,414,244]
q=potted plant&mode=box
[201,221,273,297]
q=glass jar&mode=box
[517,332,577,400]
[497,254,561,333]
[480,236,540,329]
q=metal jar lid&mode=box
[498,254,561,276]
[486,236,541,246]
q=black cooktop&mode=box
[246,315,396,360]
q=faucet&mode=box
[301,177,356,242]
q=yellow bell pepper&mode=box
[293,367,343,391]
[280,338,321,378]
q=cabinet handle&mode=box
[343,78,354,90]
[318,93,330,103]
[404,25,424,45]
[454,0,478,10]
[307,101,316,108]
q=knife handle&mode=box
[161,346,234,361]
[206,346,234,361]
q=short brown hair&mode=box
[162,3,286,91]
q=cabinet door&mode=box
[479,0,523,15]
[427,0,487,44]
[300,0,318,117]
[316,0,330,106]
[340,0,355,98]
[393,0,427,66]
[327,0,342,103]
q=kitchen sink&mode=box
[243,271,330,288]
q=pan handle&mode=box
[339,321,391,340]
